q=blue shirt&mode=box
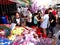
[1,16,7,24]
[34,16,38,24]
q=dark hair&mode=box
[27,9,30,11]
[37,10,42,19]
[34,13,37,16]
[37,10,42,14]
[48,8,52,10]
[15,12,20,15]
[49,12,54,16]
[45,9,49,14]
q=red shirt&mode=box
[6,15,8,20]
[52,10,57,16]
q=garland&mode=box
[0,26,11,37]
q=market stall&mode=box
[0,24,56,45]
[0,0,17,15]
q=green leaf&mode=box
[0,26,10,31]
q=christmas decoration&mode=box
[0,25,10,37]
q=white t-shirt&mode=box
[27,12,32,22]
[16,18,20,24]
[40,14,49,28]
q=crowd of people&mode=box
[0,7,59,38]
[0,7,60,45]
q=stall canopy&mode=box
[0,0,15,5]
[9,0,32,7]
[0,0,17,14]
[0,0,32,6]
[0,0,32,14]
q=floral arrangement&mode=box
[8,27,25,41]
[0,25,11,37]
[11,27,25,35]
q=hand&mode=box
[51,20,54,23]
[18,23,20,25]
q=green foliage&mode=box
[0,26,10,31]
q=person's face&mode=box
[27,10,30,13]
[38,12,41,16]
[21,22,26,26]
[49,10,52,12]
[16,13,20,18]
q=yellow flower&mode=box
[11,27,25,35]
[8,35,16,41]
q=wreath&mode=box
[0,26,11,37]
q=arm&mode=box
[51,20,54,23]
[29,14,32,19]
[40,16,44,22]
[35,16,40,22]
[49,14,54,23]
[50,15,55,23]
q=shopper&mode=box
[40,9,49,36]
[48,8,58,23]
[33,13,40,27]
[0,12,8,24]
[37,10,43,28]
[13,12,21,26]
[26,9,32,27]
[53,9,58,23]
[49,12,56,37]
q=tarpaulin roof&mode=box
[0,0,15,5]
[0,0,32,6]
